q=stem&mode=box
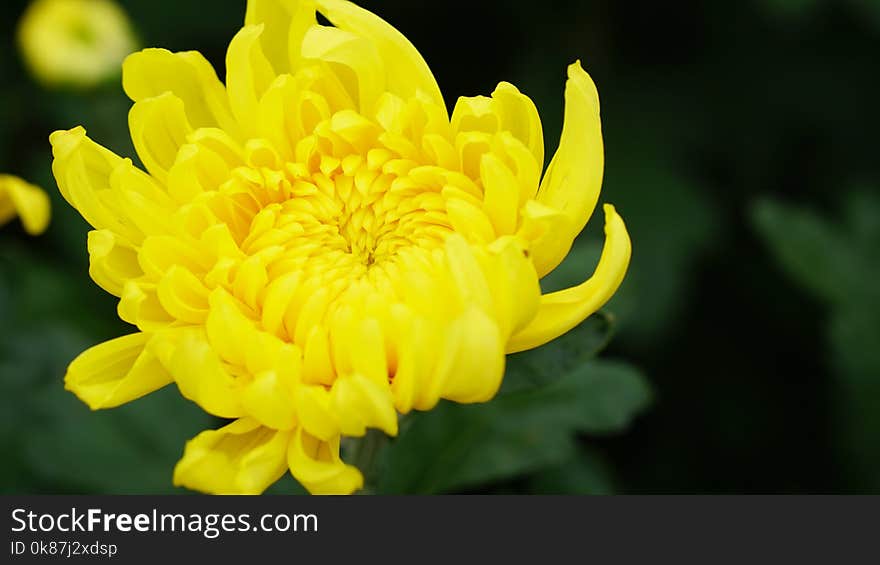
[347,428,389,494]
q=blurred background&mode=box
[1,0,878,494]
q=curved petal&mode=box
[0,175,50,235]
[50,127,138,243]
[535,61,603,274]
[438,306,505,404]
[331,373,398,436]
[123,49,240,136]
[128,92,193,184]
[245,0,316,72]
[300,25,384,113]
[87,229,142,297]
[314,0,445,112]
[168,327,245,419]
[65,333,172,410]
[174,418,291,495]
[288,428,363,494]
[491,82,544,169]
[226,25,277,138]
[507,204,630,353]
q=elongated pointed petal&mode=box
[65,333,173,409]
[315,0,445,112]
[226,25,277,138]
[507,204,630,353]
[534,61,603,274]
[174,418,291,495]
[0,175,50,235]
[492,82,544,169]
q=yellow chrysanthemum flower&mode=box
[18,0,138,88]
[51,0,631,495]
[0,175,51,235]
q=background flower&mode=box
[0,175,50,235]
[17,0,138,88]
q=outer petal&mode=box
[245,0,316,72]
[226,25,277,138]
[300,25,384,113]
[50,127,135,242]
[65,333,172,410]
[0,175,50,235]
[87,229,142,296]
[507,204,630,353]
[122,49,240,136]
[439,306,506,404]
[174,418,291,495]
[128,92,193,184]
[288,428,363,494]
[314,0,445,112]
[534,61,604,276]
[330,374,398,437]
[491,82,544,170]
[168,328,245,419]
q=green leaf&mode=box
[752,193,880,491]
[750,198,863,304]
[528,447,616,494]
[502,313,616,393]
[23,385,216,494]
[378,359,651,494]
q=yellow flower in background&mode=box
[0,175,50,235]
[51,0,631,494]
[18,0,138,88]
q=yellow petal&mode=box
[517,199,574,278]
[535,61,603,273]
[123,48,239,136]
[331,373,398,437]
[174,418,291,495]
[314,0,445,111]
[117,279,175,331]
[451,95,499,135]
[482,236,541,338]
[443,234,492,312]
[87,229,142,297]
[491,82,544,169]
[507,204,631,353]
[296,384,339,441]
[241,368,298,431]
[301,325,335,386]
[128,92,192,184]
[480,153,519,236]
[288,428,363,494]
[156,265,210,324]
[65,333,172,410]
[167,128,244,204]
[169,328,245,419]
[245,0,316,73]
[300,24,384,113]
[0,174,51,235]
[445,197,495,244]
[49,127,140,243]
[206,288,256,368]
[439,306,505,404]
[226,24,277,138]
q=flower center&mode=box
[213,107,462,347]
